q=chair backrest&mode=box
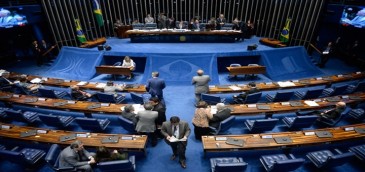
[331,85,348,96]
[130,92,144,104]
[289,115,318,128]
[75,117,110,131]
[97,93,117,103]
[113,62,122,66]
[215,162,248,172]
[230,63,241,67]
[244,92,262,104]
[353,81,365,93]
[38,88,58,99]
[251,119,278,131]
[45,144,76,171]
[302,89,323,99]
[4,109,35,123]
[14,83,31,95]
[132,23,144,29]
[145,23,157,29]
[272,91,294,102]
[221,23,234,30]
[38,113,74,128]
[201,94,224,104]
[218,116,236,133]
[0,148,45,166]
[271,158,305,171]
[325,152,355,168]
[118,116,136,133]
[97,156,136,172]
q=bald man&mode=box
[192,69,211,103]
[319,101,346,119]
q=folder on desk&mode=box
[60,134,77,142]
[315,131,333,138]
[20,130,37,138]
[54,101,68,107]
[290,101,303,107]
[24,98,38,103]
[87,103,101,109]
[355,128,365,134]
[102,136,119,143]
[274,137,292,144]
[326,97,341,102]
[257,104,271,110]
[225,138,244,147]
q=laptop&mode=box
[290,101,303,107]
[87,103,101,109]
[354,128,365,134]
[20,130,37,138]
[102,136,119,143]
[225,138,244,147]
[326,97,341,102]
[24,98,38,103]
[315,131,333,138]
[257,105,271,110]
[274,137,293,144]
[59,134,77,142]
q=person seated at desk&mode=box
[192,19,200,31]
[121,56,135,79]
[121,104,138,126]
[70,85,93,101]
[176,20,187,29]
[95,146,128,163]
[233,82,260,104]
[232,17,244,41]
[103,81,125,97]
[216,14,226,30]
[59,140,96,172]
[207,17,217,30]
[145,14,154,24]
[209,103,231,129]
[17,75,42,94]
[297,101,346,120]
[192,101,213,140]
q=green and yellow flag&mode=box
[280,18,291,43]
[92,0,104,27]
[75,19,87,43]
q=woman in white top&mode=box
[122,56,135,71]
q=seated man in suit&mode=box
[121,104,138,126]
[103,81,125,97]
[59,140,96,172]
[232,82,260,104]
[297,101,346,120]
[209,103,232,129]
[70,85,93,101]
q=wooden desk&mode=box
[126,30,241,43]
[226,66,266,76]
[116,25,133,38]
[79,37,106,48]
[0,122,147,151]
[9,72,146,93]
[202,123,365,153]
[259,38,287,48]
[96,65,132,77]
[209,71,365,93]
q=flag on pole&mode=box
[280,18,291,43]
[75,19,87,43]
[92,0,104,27]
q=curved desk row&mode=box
[9,72,147,93]
[0,122,147,151]
[208,71,364,94]
[202,123,365,153]
[1,91,364,117]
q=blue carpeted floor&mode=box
[1,37,364,172]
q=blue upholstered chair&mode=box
[45,144,76,171]
[97,156,136,172]
[316,108,348,126]
[244,118,279,132]
[306,149,355,168]
[118,116,136,133]
[282,115,318,129]
[321,85,348,97]
[201,94,225,105]
[0,107,9,119]
[4,109,39,124]
[38,113,74,128]
[38,88,69,99]
[266,91,294,102]
[96,92,125,104]
[346,81,365,93]
[348,108,365,120]
[260,154,305,172]
[243,92,262,104]
[221,23,234,30]
[130,92,144,104]
[145,23,157,30]
[132,23,144,30]
[75,117,110,131]
[209,116,236,135]
[210,157,248,172]
[349,144,365,161]
[0,147,46,166]
[294,88,323,100]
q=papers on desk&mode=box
[30,78,42,84]
[77,81,88,86]
[277,81,295,87]
[129,104,145,114]
[228,85,242,91]
[169,136,187,142]
[96,83,106,88]
[210,106,217,114]
[304,100,319,107]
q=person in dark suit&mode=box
[95,146,127,163]
[70,85,93,101]
[192,19,200,30]
[161,116,191,169]
[59,140,96,172]
[233,82,260,104]
[317,42,333,68]
[216,14,226,30]
[31,40,43,66]
[146,71,166,99]
[121,104,138,126]
[150,97,166,138]
[209,103,232,129]
[297,101,346,120]
[136,103,158,146]
[192,69,211,103]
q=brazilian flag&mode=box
[92,0,104,27]
[280,18,291,43]
[75,19,87,43]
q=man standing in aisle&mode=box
[192,69,211,103]
[146,71,166,100]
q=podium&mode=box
[116,25,133,38]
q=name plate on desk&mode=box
[60,134,77,142]
[281,102,290,106]
[356,71,362,74]
[13,94,20,98]
[101,103,110,107]
[121,136,133,140]
[1,125,11,129]
[316,77,322,80]
[344,127,354,131]
[67,100,76,104]
[88,104,101,109]
[38,97,47,101]
[37,129,48,134]
[274,137,292,144]
[315,131,333,138]
[304,132,315,136]
[261,135,273,139]
[215,137,227,141]
[102,136,119,143]
[24,98,38,103]
[247,104,256,108]
[20,130,37,138]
